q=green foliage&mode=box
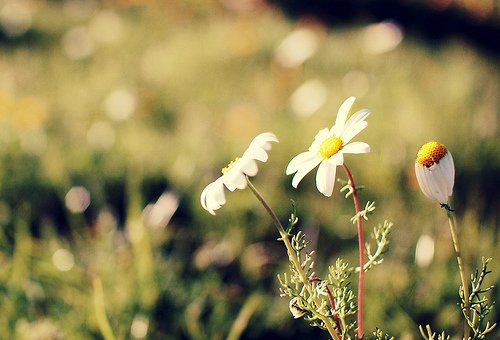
[373,328,395,340]
[277,230,330,329]
[278,193,394,338]
[462,258,497,339]
[420,257,497,340]
[327,259,357,337]
[363,221,393,272]
[419,324,451,340]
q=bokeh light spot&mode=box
[275,28,319,68]
[62,26,95,60]
[65,186,91,213]
[290,79,327,117]
[104,88,137,121]
[0,1,32,38]
[130,315,149,339]
[363,21,403,54]
[143,192,179,230]
[52,248,75,272]
[415,234,435,268]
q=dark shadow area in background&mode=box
[269,0,500,59]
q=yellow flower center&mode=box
[319,136,343,159]
[416,141,447,168]
[221,157,240,174]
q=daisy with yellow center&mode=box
[286,96,371,196]
[200,132,278,215]
[415,140,455,205]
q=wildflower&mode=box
[200,132,278,215]
[286,97,370,196]
[415,140,455,205]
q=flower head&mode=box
[415,140,455,205]
[201,132,278,215]
[286,97,371,196]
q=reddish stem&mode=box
[309,277,342,337]
[342,164,364,339]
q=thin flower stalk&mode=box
[446,208,470,339]
[246,178,341,340]
[310,276,343,337]
[342,164,365,339]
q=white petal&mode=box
[430,163,450,204]
[415,164,434,201]
[313,127,330,141]
[286,151,317,175]
[448,153,455,186]
[248,132,279,150]
[309,128,330,151]
[341,141,370,154]
[291,156,322,188]
[440,152,455,196]
[344,109,370,131]
[415,163,449,204]
[240,158,258,177]
[243,147,269,162]
[252,132,279,145]
[328,151,344,166]
[223,164,248,191]
[316,160,337,196]
[340,120,368,144]
[243,132,278,162]
[331,96,356,136]
[200,178,226,215]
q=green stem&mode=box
[92,276,116,340]
[227,293,264,340]
[246,178,340,340]
[342,164,364,339]
[446,208,470,340]
[310,277,343,336]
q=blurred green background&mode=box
[0,0,498,339]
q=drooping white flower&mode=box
[415,140,455,205]
[201,132,279,215]
[286,97,371,197]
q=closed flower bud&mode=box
[415,141,455,205]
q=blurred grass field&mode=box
[0,0,498,339]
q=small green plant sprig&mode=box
[278,195,393,338]
[419,325,451,340]
[420,258,497,340]
[462,257,497,339]
[373,328,395,340]
[277,230,335,332]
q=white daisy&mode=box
[415,140,455,205]
[286,96,371,197]
[201,132,279,215]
